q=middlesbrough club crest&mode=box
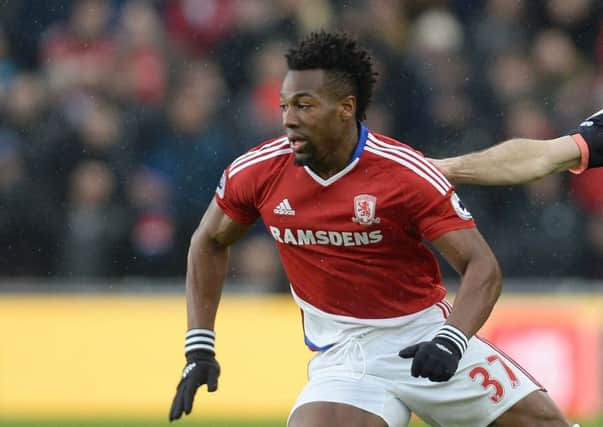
[352,194,381,225]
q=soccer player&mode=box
[169,31,577,427]
[432,109,603,185]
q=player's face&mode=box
[280,69,350,167]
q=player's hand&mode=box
[169,350,220,422]
[399,336,461,382]
[399,324,467,382]
[570,109,603,168]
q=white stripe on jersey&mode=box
[283,198,293,210]
[365,144,450,195]
[230,137,289,169]
[229,147,292,178]
[367,133,452,193]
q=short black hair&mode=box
[285,31,377,121]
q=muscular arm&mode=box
[433,136,581,185]
[186,198,253,329]
[431,227,502,338]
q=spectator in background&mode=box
[406,8,477,156]
[487,50,537,106]
[507,173,584,277]
[345,2,431,146]
[537,0,602,54]
[75,98,132,180]
[112,0,167,107]
[471,0,528,61]
[215,0,293,94]
[280,0,333,35]
[490,100,584,278]
[532,28,588,101]
[581,210,603,279]
[0,26,16,100]
[59,160,127,277]
[0,136,60,275]
[50,97,132,204]
[2,74,72,200]
[124,166,179,276]
[233,40,288,144]
[0,1,72,69]
[163,0,236,57]
[569,167,603,213]
[40,0,116,96]
[142,60,235,262]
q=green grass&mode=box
[0,422,283,427]
[0,419,601,427]
[0,422,280,427]
[0,419,286,427]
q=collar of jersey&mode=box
[303,122,368,187]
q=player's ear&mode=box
[339,95,356,121]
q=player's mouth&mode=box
[288,137,308,153]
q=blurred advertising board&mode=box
[479,294,603,418]
[0,291,601,420]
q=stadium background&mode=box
[0,0,602,426]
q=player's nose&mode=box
[282,107,299,128]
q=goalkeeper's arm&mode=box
[433,109,603,185]
[433,136,580,185]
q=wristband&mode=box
[435,324,468,357]
[184,328,215,355]
[569,133,589,174]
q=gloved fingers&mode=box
[410,353,426,378]
[398,344,420,359]
[183,382,199,415]
[168,389,184,421]
[417,355,437,379]
[427,364,446,382]
[207,365,219,392]
[441,365,455,381]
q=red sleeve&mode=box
[214,167,259,225]
[403,173,476,241]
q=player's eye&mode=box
[279,104,288,112]
[297,104,311,111]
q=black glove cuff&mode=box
[184,328,215,357]
[185,349,216,364]
[434,324,468,359]
[569,110,603,168]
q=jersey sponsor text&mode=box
[269,226,383,247]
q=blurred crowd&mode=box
[1,0,603,290]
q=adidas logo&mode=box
[274,198,295,215]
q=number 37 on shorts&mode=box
[469,353,522,403]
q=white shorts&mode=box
[289,302,542,427]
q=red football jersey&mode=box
[215,126,475,319]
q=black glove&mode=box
[169,328,219,422]
[569,109,603,168]
[169,350,220,421]
[398,324,468,382]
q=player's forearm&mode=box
[185,229,229,330]
[435,136,581,185]
[446,255,502,338]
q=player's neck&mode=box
[308,124,359,179]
